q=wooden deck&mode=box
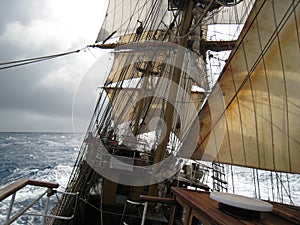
[170,187,300,225]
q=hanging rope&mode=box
[252,168,257,198]
[275,172,294,205]
[256,169,261,199]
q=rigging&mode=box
[0,47,85,71]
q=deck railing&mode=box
[0,178,78,225]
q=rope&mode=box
[270,171,275,201]
[275,172,294,205]
[252,169,257,198]
[79,197,142,219]
[256,169,261,199]
[0,48,84,70]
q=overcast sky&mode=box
[0,0,108,132]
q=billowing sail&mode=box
[192,0,300,174]
[96,0,171,43]
[104,40,170,85]
[105,41,207,85]
[101,38,208,140]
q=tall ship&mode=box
[1,0,300,224]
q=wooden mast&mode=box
[148,0,196,196]
[132,63,152,136]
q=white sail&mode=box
[104,79,206,140]
[192,0,300,174]
[96,0,172,43]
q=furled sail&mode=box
[192,0,300,174]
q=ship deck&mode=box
[169,188,300,225]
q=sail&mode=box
[105,41,207,86]
[104,78,206,140]
[192,0,300,174]
[96,0,172,43]
[100,37,208,142]
[104,40,169,85]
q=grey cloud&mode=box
[0,0,102,132]
[0,0,44,33]
[0,60,70,110]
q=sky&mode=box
[0,0,108,132]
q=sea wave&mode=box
[0,132,82,225]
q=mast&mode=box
[132,63,152,136]
[148,0,196,196]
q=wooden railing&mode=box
[139,195,177,225]
[0,178,78,225]
[0,178,59,201]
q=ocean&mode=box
[0,132,299,224]
[0,132,82,225]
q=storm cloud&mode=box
[0,0,106,132]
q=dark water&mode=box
[0,132,82,224]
